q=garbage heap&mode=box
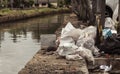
[56,22,98,65]
[55,17,120,72]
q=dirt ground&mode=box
[18,49,89,74]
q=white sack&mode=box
[105,17,116,30]
[83,26,96,38]
[66,54,83,61]
[76,37,100,56]
[83,38,100,56]
[77,47,95,65]
[61,22,82,41]
[79,26,96,39]
[112,4,118,23]
[65,29,82,41]
[56,43,78,56]
[59,36,75,46]
[61,22,75,36]
[76,26,96,47]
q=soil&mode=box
[18,49,89,74]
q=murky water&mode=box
[0,14,70,74]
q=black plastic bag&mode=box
[99,34,120,54]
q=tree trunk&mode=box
[71,0,94,24]
[95,0,105,45]
[10,0,13,8]
[48,0,50,7]
[57,0,60,7]
[118,0,120,33]
[119,0,120,23]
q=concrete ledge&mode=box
[40,34,56,49]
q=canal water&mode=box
[0,14,70,74]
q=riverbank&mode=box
[0,8,71,23]
[18,14,89,74]
[18,34,89,74]
[18,14,120,74]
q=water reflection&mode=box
[0,14,66,43]
[0,14,70,74]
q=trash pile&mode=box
[99,17,120,54]
[55,17,120,73]
[56,22,100,65]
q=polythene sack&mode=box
[76,30,96,47]
[105,17,116,30]
[112,4,118,23]
[77,37,100,56]
[77,47,95,65]
[59,36,75,46]
[61,22,75,36]
[66,54,83,61]
[65,29,82,41]
[76,26,96,46]
[61,22,82,41]
[83,38,99,55]
[82,26,96,39]
[76,26,96,47]
[56,43,78,56]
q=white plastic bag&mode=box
[77,47,95,65]
[66,54,83,61]
[61,22,82,41]
[100,65,112,72]
[112,4,118,23]
[77,37,100,56]
[83,38,100,56]
[76,26,96,46]
[82,26,96,39]
[65,29,82,41]
[56,43,78,56]
[105,17,116,30]
[61,22,75,37]
[59,36,75,46]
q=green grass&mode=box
[0,8,69,16]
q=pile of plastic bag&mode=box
[98,17,120,54]
[103,17,117,39]
[56,22,100,65]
